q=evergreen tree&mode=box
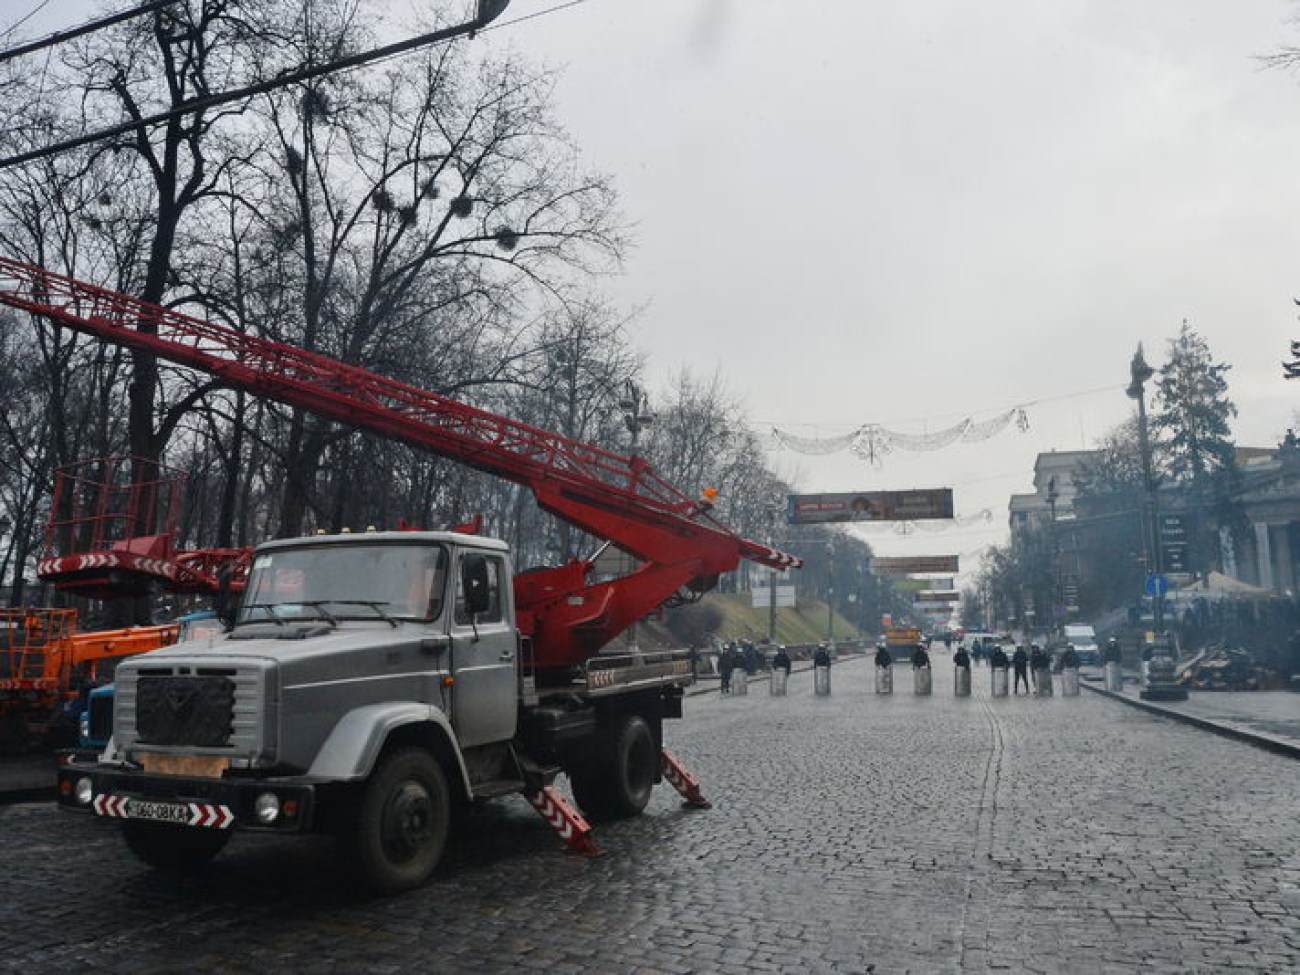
[1153,321,1237,487]
[1153,321,1240,578]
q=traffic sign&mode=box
[1144,574,1169,598]
[1162,545,1188,573]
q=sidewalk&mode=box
[1083,666,1300,759]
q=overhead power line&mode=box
[0,0,517,171]
[0,0,180,65]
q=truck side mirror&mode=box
[461,554,492,617]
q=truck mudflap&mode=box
[56,762,317,833]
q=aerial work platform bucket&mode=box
[875,666,893,695]
[991,667,1009,698]
[954,667,971,697]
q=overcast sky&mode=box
[489,0,1300,585]
[9,0,1300,589]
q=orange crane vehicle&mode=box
[0,608,179,750]
[0,454,251,751]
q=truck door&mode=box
[448,552,518,747]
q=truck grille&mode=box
[136,674,235,747]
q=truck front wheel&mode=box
[351,748,450,895]
[121,821,231,872]
[570,713,657,822]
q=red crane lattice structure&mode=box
[39,455,250,599]
[0,257,799,668]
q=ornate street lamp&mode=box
[617,381,653,651]
[1046,475,1060,641]
[1127,344,1187,701]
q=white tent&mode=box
[1169,571,1274,602]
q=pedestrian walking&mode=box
[719,644,735,694]
[1012,645,1030,694]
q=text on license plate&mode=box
[126,799,190,824]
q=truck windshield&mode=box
[238,543,448,624]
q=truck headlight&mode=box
[75,777,94,806]
[254,792,281,824]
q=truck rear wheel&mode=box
[351,747,450,895]
[121,821,231,872]
[570,713,657,822]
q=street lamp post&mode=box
[825,539,835,648]
[1127,344,1187,701]
[618,381,654,651]
[1046,476,1060,643]
[765,507,781,644]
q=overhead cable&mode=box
[0,0,179,65]
[0,0,515,170]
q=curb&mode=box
[1083,681,1300,761]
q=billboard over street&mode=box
[914,590,960,602]
[869,555,960,575]
[787,489,954,525]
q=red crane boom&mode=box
[0,257,799,666]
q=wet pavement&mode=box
[3,654,1300,973]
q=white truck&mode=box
[1063,623,1099,665]
[60,530,702,892]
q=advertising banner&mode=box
[869,555,959,575]
[914,590,960,602]
[787,489,954,525]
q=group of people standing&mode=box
[970,639,1082,694]
[714,634,1105,696]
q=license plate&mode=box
[125,798,191,824]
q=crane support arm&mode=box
[0,258,801,589]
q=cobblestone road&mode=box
[4,656,1300,974]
